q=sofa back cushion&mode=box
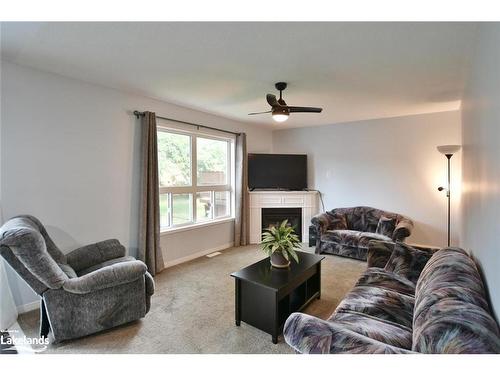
[325,212,348,230]
[384,242,436,285]
[331,207,401,234]
[413,248,500,353]
[376,216,397,237]
[0,216,68,291]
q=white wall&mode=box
[273,111,462,247]
[0,61,273,308]
[461,24,500,321]
[0,52,19,328]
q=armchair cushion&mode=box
[77,255,137,276]
[376,216,396,237]
[67,239,126,272]
[62,260,147,294]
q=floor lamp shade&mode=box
[437,144,461,247]
[437,145,461,156]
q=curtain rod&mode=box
[133,110,241,136]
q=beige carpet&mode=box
[18,245,365,354]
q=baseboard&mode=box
[163,242,234,268]
[17,300,39,314]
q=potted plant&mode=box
[261,220,301,268]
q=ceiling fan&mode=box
[248,82,323,123]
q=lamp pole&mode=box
[438,155,452,246]
[437,145,460,248]
[446,154,451,247]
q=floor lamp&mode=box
[437,145,461,247]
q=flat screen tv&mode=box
[248,153,307,190]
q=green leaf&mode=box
[288,248,299,263]
[259,219,302,263]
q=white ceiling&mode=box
[1,22,477,128]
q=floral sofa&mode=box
[311,206,414,261]
[284,241,500,354]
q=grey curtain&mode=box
[234,133,249,246]
[138,111,164,276]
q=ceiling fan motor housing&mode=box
[272,106,290,116]
[275,82,287,91]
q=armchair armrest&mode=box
[284,312,412,354]
[66,239,126,272]
[62,260,147,294]
[393,218,414,241]
[367,240,396,268]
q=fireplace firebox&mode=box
[261,207,302,241]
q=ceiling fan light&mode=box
[272,106,290,122]
[272,113,289,122]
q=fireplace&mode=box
[261,207,302,241]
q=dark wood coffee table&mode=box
[230,251,324,344]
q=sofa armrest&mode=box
[407,243,440,253]
[62,260,147,294]
[66,239,126,272]
[367,240,396,268]
[393,218,414,241]
[310,213,333,235]
[284,312,412,354]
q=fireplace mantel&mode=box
[249,190,320,244]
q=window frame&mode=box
[157,122,235,232]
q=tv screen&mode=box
[248,153,307,190]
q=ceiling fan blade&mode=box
[266,94,279,107]
[287,106,323,113]
[248,110,272,115]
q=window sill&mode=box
[160,217,235,236]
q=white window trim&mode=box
[160,217,235,235]
[157,122,236,232]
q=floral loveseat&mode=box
[311,206,414,261]
[284,241,500,354]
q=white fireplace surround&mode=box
[249,190,320,244]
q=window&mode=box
[158,126,234,230]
